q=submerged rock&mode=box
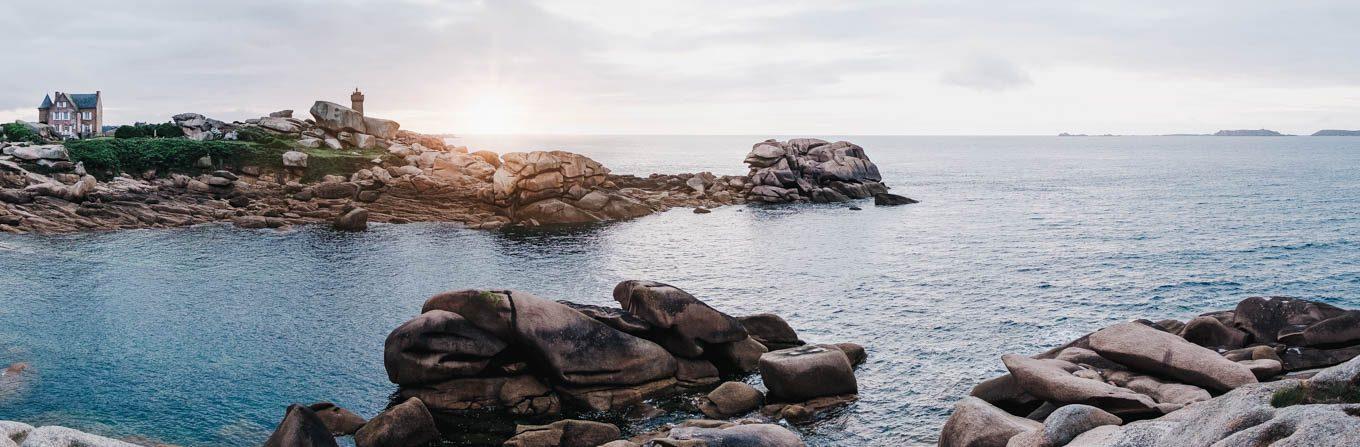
[873,192,917,206]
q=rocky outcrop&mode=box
[484,150,654,225]
[742,138,890,203]
[173,112,236,141]
[369,281,863,444]
[309,101,401,140]
[942,296,1360,447]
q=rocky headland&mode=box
[1312,129,1360,136]
[940,296,1360,446]
[250,280,864,446]
[1,105,915,234]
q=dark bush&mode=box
[113,122,184,139]
[66,138,256,178]
[1,122,41,143]
[113,125,144,139]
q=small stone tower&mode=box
[350,88,365,115]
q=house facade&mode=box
[38,91,103,138]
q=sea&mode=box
[1,135,1358,446]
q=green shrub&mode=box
[1,123,41,143]
[66,138,256,178]
[113,125,144,139]
[114,122,183,139]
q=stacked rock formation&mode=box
[259,280,865,445]
[742,138,888,203]
[484,150,652,225]
[940,296,1360,447]
[172,112,236,141]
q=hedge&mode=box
[66,138,255,177]
[114,123,184,139]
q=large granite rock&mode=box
[396,374,560,416]
[264,404,340,447]
[487,151,653,225]
[10,145,68,161]
[1179,316,1249,350]
[1006,404,1121,447]
[306,402,367,436]
[758,345,857,402]
[743,139,888,203]
[940,397,1042,447]
[173,112,234,141]
[383,310,507,385]
[419,289,677,410]
[738,313,804,350]
[353,398,439,447]
[612,280,748,358]
[1088,322,1257,392]
[1232,296,1345,344]
[1001,354,1158,416]
[697,381,764,419]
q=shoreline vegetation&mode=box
[0,100,914,235]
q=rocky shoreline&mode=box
[940,296,1360,446]
[253,280,865,446]
[2,103,915,235]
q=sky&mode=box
[2,0,1358,135]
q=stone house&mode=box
[37,91,103,138]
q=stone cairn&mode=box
[262,280,867,447]
[940,296,1360,447]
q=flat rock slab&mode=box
[1089,322,1257,392]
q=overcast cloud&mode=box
[2,0,1358,134]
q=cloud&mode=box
[942,56,1033,92]
[1,0,1359,134]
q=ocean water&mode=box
[1,136,1359,446]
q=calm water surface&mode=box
[1,136,1359,446]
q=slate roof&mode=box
[70,94,99,109]
[38,93,99,109]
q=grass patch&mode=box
[1271,384,1306,408]
[1271,382,1360,408]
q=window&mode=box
[82,111,91,120]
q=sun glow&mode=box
[462,90,524,134]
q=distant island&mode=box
[1212,129,1288,136]
[1312,129,1360,136]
